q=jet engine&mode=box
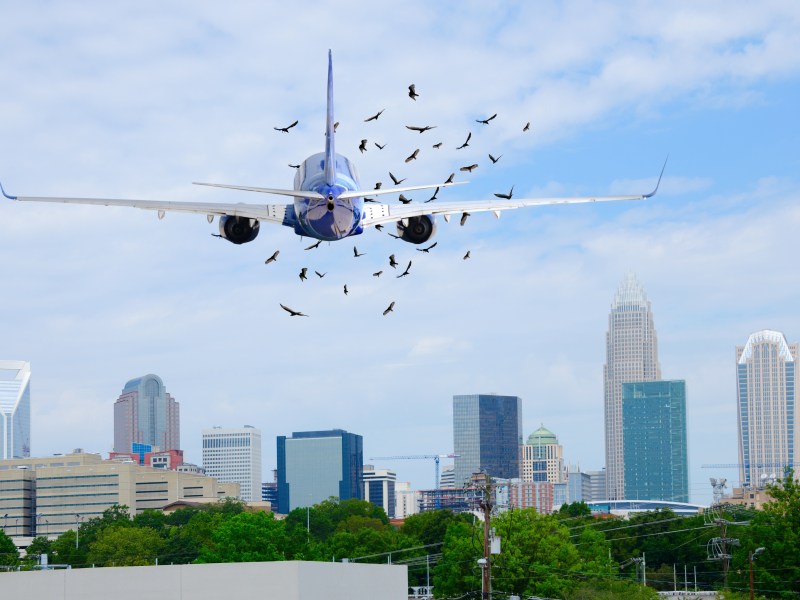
[218,216,260,244]
[396,215,436,245]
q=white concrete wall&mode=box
[0,560,407,600]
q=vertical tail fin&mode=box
[324,50,336,187]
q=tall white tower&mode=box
[202,425,262,502]
[736,330,798,488]
[0,360,31,459]
[603,274,661,500]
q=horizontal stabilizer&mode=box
[193,181,324,200]
[338,181,466,200]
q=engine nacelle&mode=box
[218,216,260,244]
[396,215,437,245]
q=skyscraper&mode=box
[113,374,180,453]
[453,394,522,487]
[363,466,397,518]
[736,330,798,488]
[521,425,566,484]
[202,425,262,501]
[604,274,661,500]
[276,429,363,513]
[0,360,31,459]
[622,380,688,502]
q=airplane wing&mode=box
[362,191,648,227]
[2,184,293,225]
[362,160,666,228]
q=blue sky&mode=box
[2,2,800,504]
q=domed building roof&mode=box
[527,425,558,446]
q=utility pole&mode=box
[481,481,492,600]
[749,547,765,600]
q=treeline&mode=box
[1,473,797,598]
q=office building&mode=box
[0,452,238,538]
[622,380,689,502]
[439,464,455,489]
[202,426,262,501]
[521,425,566,484]
[0,360,31,459]
[567,465,591,504]
[276,429,363,513]
[586,469,607,502]
[604,273,661,500]
[394,481,419,518]
[363,465,397,518]
[736,330,799,488]
[506,480,554,513]
[113,374,180,453]
[453,394,522,487]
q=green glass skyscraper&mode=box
[622,380,688,502]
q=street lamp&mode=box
[749,547,765,600]
[477,558,488,600]
[75,514,83,550]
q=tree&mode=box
[21,536,52,568]
[559,501,592,518]
[87,526,164,566]
[0,530,19,567]
[401,509,471,546]
[433,519,482,597]
[195,511,286,563]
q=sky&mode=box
[2,2,800,506]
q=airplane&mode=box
[1,51,665,247]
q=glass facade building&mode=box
[202,425,262,501]
[0,360,31,459]
[604,274,661,500]
[276,429,363,514]
[453,394,522,487]
[622,380,688,502]
[736,330,798,488]
[113,374,180,453]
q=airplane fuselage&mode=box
[293,151,363,241]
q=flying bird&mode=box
[359,139,368,153]
[417,242,438,253]
[315,271,326,278]
[398,194,413,204]
[488,153,502,164]
[375,224,384,231]
[494,186,514,200]
[274,120,299,133]
[425,187,440,203]
[444,173,455,184]
[289,164,300,169]
[476,113,497,125]
[432,142,442,149]
[463,250,471,260]
[343,284,349,295]
[264,250,280,265]
[304,240,321,250]
[364,197,376,203]
[408,84,419,100]
[389,254,398,268]
[456,132,472,149]
[383,301,396,316]
[460,164,479,173]
[460,212,470,226]
[389,172,406,185]
[373,270,383,277]
[374,142,386,150]
[354,246,366,257]
[523,122,530,132]
[334,121,339,132]
[364,109,385,122]
[280,304,308,317]
[397,261,412,278]
[388,233,401,239]
[374,182,383,189]
[405,125,437,133]
[404,149,420,163]
[299,267,308,281]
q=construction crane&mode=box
[369,454,459,489]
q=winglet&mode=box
[0,180,17,200]
[324,50,336,187]
[643,155,669,198]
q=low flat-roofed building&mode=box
[0,452,239,538]
[719,486,772,511]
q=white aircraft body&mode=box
[1,51,664,246]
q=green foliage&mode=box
[195,511,286,563]
[50,530,82,567]
[401,509,471,546]
[566,580,659,599]
[21,536,52,567]
[433,520,481,597]
[133,509,166,531]
[87,526,164,566]
[0,529,19,567]
[559,501,592,518]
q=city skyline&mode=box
[2,4,800,505]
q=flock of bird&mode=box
[270,82,531,318]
